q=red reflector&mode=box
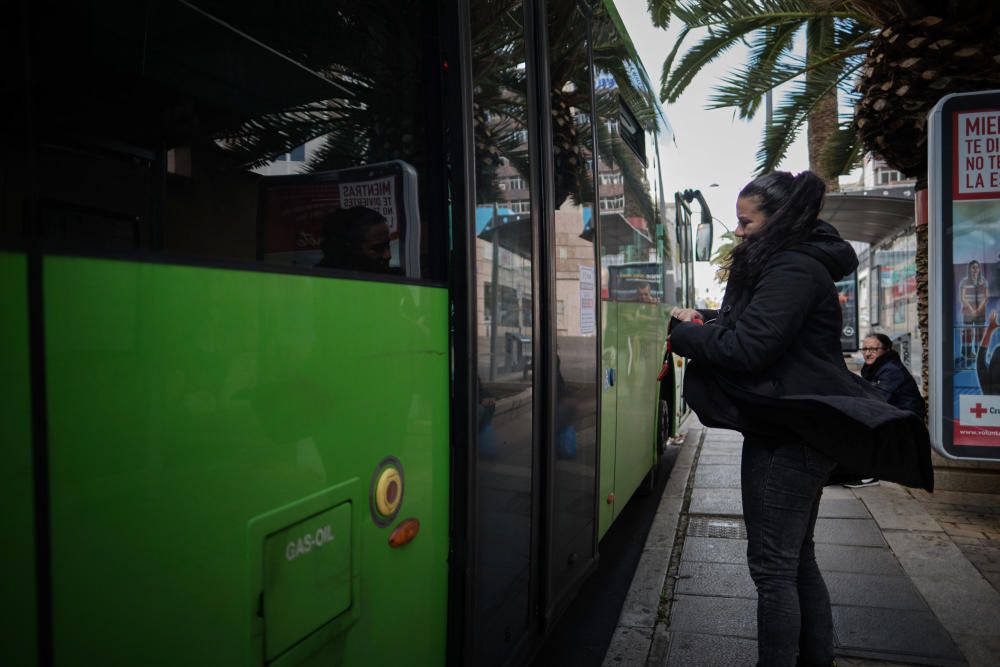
[389,518,420,548]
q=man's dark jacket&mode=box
[671,221,933,491]
[861,350,926,417]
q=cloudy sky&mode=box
[618,4,812,300]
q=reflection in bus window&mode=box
[317,207,392,275]
[608,263,664,303]
[6,0,446,281]
[470,1,536,664]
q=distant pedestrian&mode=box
[670,170,932,667]
[844,333,926,488]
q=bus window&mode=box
[7,0,448,282]
[593,16,663,303]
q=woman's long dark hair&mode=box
[728,170,827,285]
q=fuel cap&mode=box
[370,456,404,526]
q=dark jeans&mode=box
[742,436,837,667]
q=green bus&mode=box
[1,1,692,665]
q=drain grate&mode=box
[687,515,747,539]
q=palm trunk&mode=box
[807,90,839,191]
[806,17,839,192]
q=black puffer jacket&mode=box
[671,221,933,491]
[861,350,926,417]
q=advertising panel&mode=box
[836,272,859,352]
[929,90,1000,460]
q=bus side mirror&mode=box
[695,222,712,262]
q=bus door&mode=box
[541,0,601,623]
[465,0,603,663]
[466,2,543,664]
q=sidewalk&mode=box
[603,415,1000,667]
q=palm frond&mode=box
[754,57,862,174]
[672,0,855,29]
[647,0,682,29]
[661,17,776,102]
[819,119,864,177]
[659,25,693,102]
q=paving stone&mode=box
[698,454,741,465]
[814,518,886,547]
[681,536,748,565]
[701,439,743,454]
[854,485,943,532]
[911,489,1000,509]
[702,445,743,455]
[832,606,965,665]
[882,530,1000,638]
[667,595,756,639]
[824,571,928,610]
[818,499,872,519]
[882,530,980,579]
[906,573,1000,639]
[837,658,930,667]
[645,497,683,550]
[618,547,671,629]
[704,429,742,440]
[693,464,741,489]
[601,625,652,667]
[960,544,1000,572]
[661,632,757,667]
[944,524,988,539]
[689,489,743,516]
[675,561,756,599]
[822,486,857,500]
[951,632,1000,667]
[815,543,904,576]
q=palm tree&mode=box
[650,0,872,184]
[649,0,1000,398]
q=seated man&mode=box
[317,206,393,274]
[846,333,925,488]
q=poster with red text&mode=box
[930,91,1000,460]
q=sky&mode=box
[618,3,811,301]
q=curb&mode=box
[601,415,705,666]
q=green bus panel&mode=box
[0,252,37,667]
[611,302,663,522]
[598,300,666,538]
[43,257,450,666]
[598,301,618,539]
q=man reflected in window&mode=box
[317,206,392,274]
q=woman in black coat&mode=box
[669,171,932,667]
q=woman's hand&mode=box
[671,307,702,322]
[989,311,998,332]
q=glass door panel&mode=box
[470,2,538,665]
[544,0,599,610]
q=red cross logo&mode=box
[970,403,988,419]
